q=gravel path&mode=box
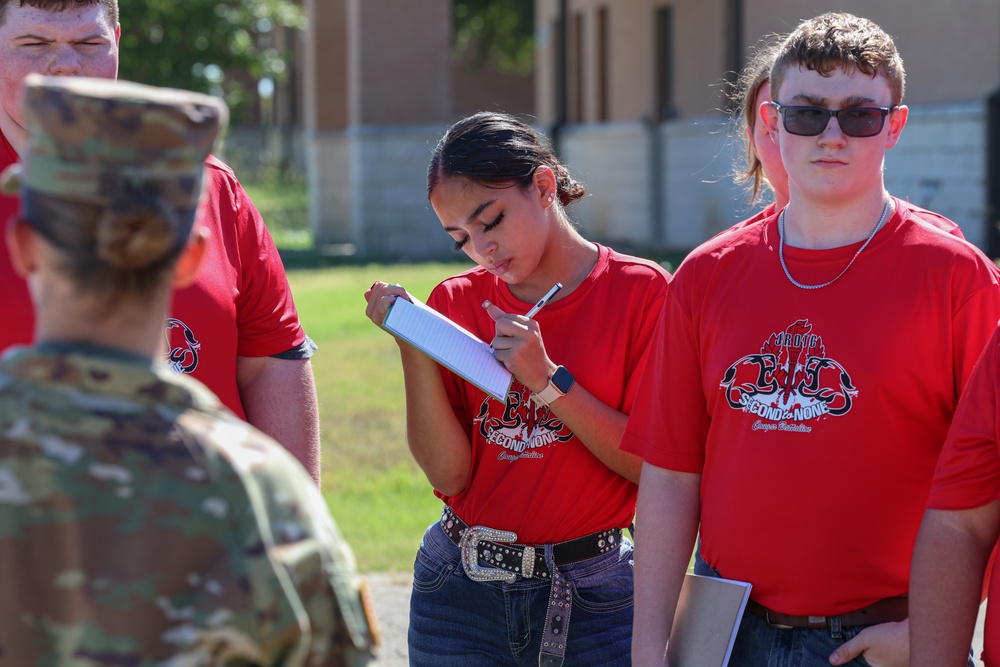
[362,572,987,666]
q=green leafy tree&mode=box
[454,0,533,75]
[117,0,305,123]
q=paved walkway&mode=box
[976,601,987,666]
[366,572,412,667]
[363,572,988,665]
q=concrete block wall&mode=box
[884,102,987,248]
[308,125,451,258]
[350,124,450,259]
[560,103,989,253]
[557,120,750,252]
[307,130,352,247]
[221,126,306,178]
[660,117,748,249]
[559,122,654,246]
[306,103,988,258]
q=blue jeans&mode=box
[408,521,634,667]
[693,543,975,667]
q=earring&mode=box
[547,194,554,203]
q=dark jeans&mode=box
[408,521,634,667]
[693,543,974,667]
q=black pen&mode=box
[525,282,563,318]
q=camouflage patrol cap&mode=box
[1,74,227,216]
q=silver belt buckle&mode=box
[459,525,519,583]
[764,610,795,630]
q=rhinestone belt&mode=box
[439,505,621,584]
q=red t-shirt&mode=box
[927,325,1000,665]
[0,140,306,418]
[0,133,33,348]
[621,200,1000,615]
[428,244,670,544]
[725,201,966,238]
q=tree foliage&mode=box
[117,0,305,122]
[454,0,534,75]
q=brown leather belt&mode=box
[746,596,908,629]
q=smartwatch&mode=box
[531,366,575,407]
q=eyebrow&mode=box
[13,32,109,42]
[790,94,880,108]
[443,199,497,232]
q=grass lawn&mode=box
[288,261,473,572]
[242,171,312,251]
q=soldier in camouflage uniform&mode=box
[0,75,378,666]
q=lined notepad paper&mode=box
[383,297,512,401]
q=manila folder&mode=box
[382,296,512,402]
[667,573,752,667]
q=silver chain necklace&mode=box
[778,199,891,290]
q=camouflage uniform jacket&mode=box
[0,344,377,666]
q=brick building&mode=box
[301,0,533,259]
[534,0,1000,253]
[300,1,1000,258]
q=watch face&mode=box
[551,366,575,393]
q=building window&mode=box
[597,6,609,121]
[655,6,676,121]
[568,11,584,123]
[724,0,743,109]
[552,10,567,128]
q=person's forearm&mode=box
[237,356,321,484]
[546,385,641,482]
[398,342,472,496]
[911,507,998,666]
[633,463,701,667]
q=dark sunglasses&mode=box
[772,103,897,138]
